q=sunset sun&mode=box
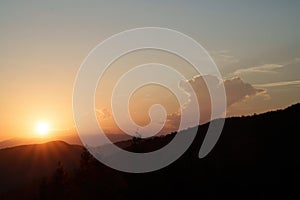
[35,122,50,136]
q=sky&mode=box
[0,0,299,140]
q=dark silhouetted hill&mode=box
[0,103,299,199]
[0,133,133,149]
[0,141,83,196]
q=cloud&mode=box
[233,64,283,75]
[224,77,264,105]
[231,57,300,78]
[210,50,239,66]
[164,112,181,133]
[253,80,300,88]
[181,75,264,106]
[96,108,112,120]
[94,76,265,134]
[177,75,264,125]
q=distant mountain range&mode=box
[0,103,299,199]
[0,132,133,150]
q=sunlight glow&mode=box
[35,122,50,136]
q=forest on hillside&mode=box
[0,104,299,199]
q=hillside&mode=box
[118,103,300,199]
[0,141,83,195]
[0,103,299,199]
[0,133,133,150]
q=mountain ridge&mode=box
[0,103,299,199]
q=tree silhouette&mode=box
[51,161,68,199]
[80,147,93,171]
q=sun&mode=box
[35,122,50,136]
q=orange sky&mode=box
[1,1,300,141]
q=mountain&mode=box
[0,137,47,149]
[0,133,133,150]
[0,141,83,195]
[0,103,299,199]
[120,103,300,199]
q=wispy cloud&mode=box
[234,64,283,75]
[95,108,112,120]
[233,58,300,76]
[210,50,239,66]
[254,80,300,88]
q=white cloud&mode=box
[210,50,239,66]
[234,64,283,75]
[233,57,300,77]
[254,80,300,88]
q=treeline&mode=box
[2,103,300,199]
